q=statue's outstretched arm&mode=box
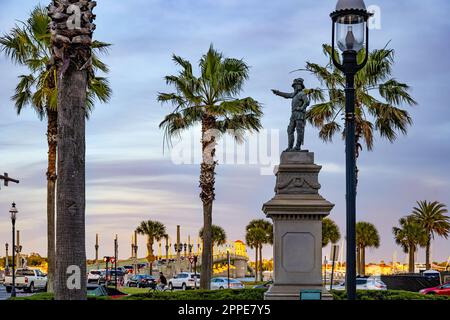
[272,89,294,99]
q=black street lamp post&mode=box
[9,203,18,298]
[330,0,371,300]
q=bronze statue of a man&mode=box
[272,78,310,151]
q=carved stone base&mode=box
[262,151,334,301]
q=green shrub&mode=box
[332,290,450,300]
[121,289,266,300]
[9,293,111,301]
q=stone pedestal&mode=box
[262,151,334,300]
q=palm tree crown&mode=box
[136,220,168,242]
[356,222,380,249]
[322,218,341,248]
[158,45,263,151]
[199,225,227,247]
[393,215,428,273]
[411,200,449,269]
[303,44,416,158]
[0,6,111,117]
[393,216,428,254]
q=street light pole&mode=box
[9,203,18,298]
[227,250,230,289]
[5,243,9,272]
[330,0,371,300]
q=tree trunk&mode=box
[54,68,88,300]
[200,201,213,289]
[356,246,361,275]
[361,247,366,276]
[46,109,57,293]
[49,0,96,300]
[425,237,431,270]
[408,245,415,273]
[199,115,217,290]
[259,244,263,282]
[147,239,154,275]
[254,245,259,283]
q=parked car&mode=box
[211,277,244,290]
[98,270,125,286]
[88,269,104,283]
[126,274,156,288]
[87,284,128,299]
[4,268,48,293]
[123,265,134,273]
[419,282,450,296]
[330,277,387,291]
[253,280,273,290]
[168,272,200,290]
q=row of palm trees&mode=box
[393,201,450,272]
[322,200,450,275]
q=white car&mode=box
[168,272,200,290]
[329,277,387,291]
[4,268,48,293]
[211,277,244,290]
[87,269,104,283]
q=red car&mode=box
[419,282,450,295]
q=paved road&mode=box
[0,285,33,300]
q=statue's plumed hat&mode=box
[292,78,305,88]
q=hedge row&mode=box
[9,289,450,301]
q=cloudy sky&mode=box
[0,0,449,264]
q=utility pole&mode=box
[114,235,118,289]
[95,234,99,270]
[16,230,21,268]
[0,173,19,190]
[176,225,181,274]
[5,243,9,273]
[133,231,138,275]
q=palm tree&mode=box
[356,222,380,276]
[322,218,341,248]
[0,6,110,294]
[245,219,273,282]
[158,46,263,289]
[411,201,450,270]
[136,221,168,275]
[303,44,416,181]
[393,216,428,273]
[48,0,98,300]
[199,225,227,248]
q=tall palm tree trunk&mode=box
[425,237,431,270]
[55,67,88,300]
[254,245,259,283]
[259,244,263,282]
[408,245,415,273]
[147,239,154,275]
[361,247,366,276]
[199,115,217,290]
[50,0,96,300]
[46,109,57,293]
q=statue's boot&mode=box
[286,134,295,152]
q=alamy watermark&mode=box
[170,129,280,176]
